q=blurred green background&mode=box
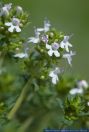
[4,0,89,80]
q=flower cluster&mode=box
[28,20,75,84]
[0,3,29,59]
[0,3,29,35]
[0,3,89,131]
[69,80,88,95]
[0,4,75,85]
[5,17,21,32]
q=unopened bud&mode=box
[21,20,26,24]
[16,48,20,51]
[20,23,23,28]
[40,76,45,80]
[0,27,5,31]
[55,39,58,42]
[19,42,22,45]
[40,49,44,53]
[49,32,54,38]
[16,6,23,15]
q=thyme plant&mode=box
[0,2,89,132]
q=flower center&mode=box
[12,18,20,26]
[52,43,59,50]
[41,35,48,43]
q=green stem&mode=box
[7,79,31,120]
[18,117,33,132]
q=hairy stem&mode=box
[7,79,31,120]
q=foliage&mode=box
[0,2,89,132]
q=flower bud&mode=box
[0,27,5,31]
[40,49,44,53]
[20,23,23,28]
[16,48,20,51]
[16,6,23,15]
[21,20,26,24]
[49,32,54,38]
[40,75,45,80]
[19,42,22,45]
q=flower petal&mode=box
[65,45,69,52]
[67,42,72,47]
[16,26,21,32]
[69,88,83,95]
[60,41,65,48]
[46,44,51,49]
[67,56,72,66]
[5,22,12,26]
[8,26,14,32]
[28,37,39,43]
[52,75,58,84]
[69,88,78,95]
[14,53,28,58]
[54,50,60,57]
[48,49,53,56]
[37,28,44,32]
[49,71,54,77]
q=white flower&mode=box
[5,18,21,32]
[77,80,88,89]
[4,3,12,10]
[69,88,83,95]
[49,67,61,84]
[46,42,60,57]
[0,3,12,16]
[69,80,88,95]
[28,29,40,44]
[87,102,89,106]
[60,36,72,52]
[63,51,75,66]
[37,20,51,32]
[14,53,28,58]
